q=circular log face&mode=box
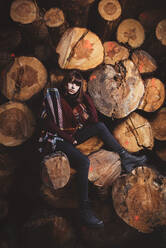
[116,19,145,48]
[10,0,37,24]
[112,166,166,233]
[0,101,35,147]
[138,78,165,112]
[1,56,47,101]
[131,50,157,74]
[41,152,71,190]
[103,41,129,65]
[88,60,144,118]
[56,27,104,70]
[149,107,166,141]
[44,8,65,28]
[98,0,122,21]
[113,112,154,152]
[88,149,121,187]
[156,19,166,46]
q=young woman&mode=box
[38,70,147,228]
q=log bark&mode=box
[22,211,76,248]
[0,101,35,146]
[98,0,122,21]
[116,18,145,48]
[131,50,157,74]
[0,198,8,220]
[112,166,166,233]
[155,19,166,46]
[0,26,21,52]
[103,41,129,65]
[56,27,104,70]
[10,0,39,24]
[59,0,95,27]
[138,78,165,112]
[88,60,145,118]
[149,107,166,141]
[40,176,79,209]
[0,56,47,101]
[155,141,166,162]
[113,112,154,152]
[139,9,166,31]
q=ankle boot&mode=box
[79,200,104,228]
[119,149,147,173]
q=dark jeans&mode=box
[56,122,123,202]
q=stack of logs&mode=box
[0,0,166,247]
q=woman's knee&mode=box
[95,121,106,131]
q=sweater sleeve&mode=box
[39,116,75,143]
[84,93,98,123]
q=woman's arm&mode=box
[39,116,75,143]
[84,93,98,123]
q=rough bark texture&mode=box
[116,18,145,48]
[112,166,166,233]
[1,56,47,101]
[138,78,165,112]
[0,101,35,146]
[88,60,145,118]
[113,112,154,152]
[56,27,104,70]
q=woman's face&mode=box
[67,82,80,94]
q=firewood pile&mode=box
[0,0,166,247]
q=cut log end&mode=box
[116,18,145,48]
[112,166,166,233]
[156,19,166,46]
[98,0,122,21]
[44,8,65,28]
[10,0,37,24]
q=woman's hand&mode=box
[73,140,78,145]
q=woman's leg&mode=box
[56,140,90,202]
[75,122,147,172]
[56,140,104,227]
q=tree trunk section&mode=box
[112,166,166,233]
[56,27,104,70]
[138,78,165,112]
[103,41,129,65]
[155,19,166,46]
[116,18,145,48]
[1,56,47,101]
[98,0,122,21]
[10,0,39,24]
[0,101,35,146]
[113,112,154,152]
[149,107,166,141]
[88,60,145,118]
[131,49,157,74]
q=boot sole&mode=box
[81,222,104,229]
